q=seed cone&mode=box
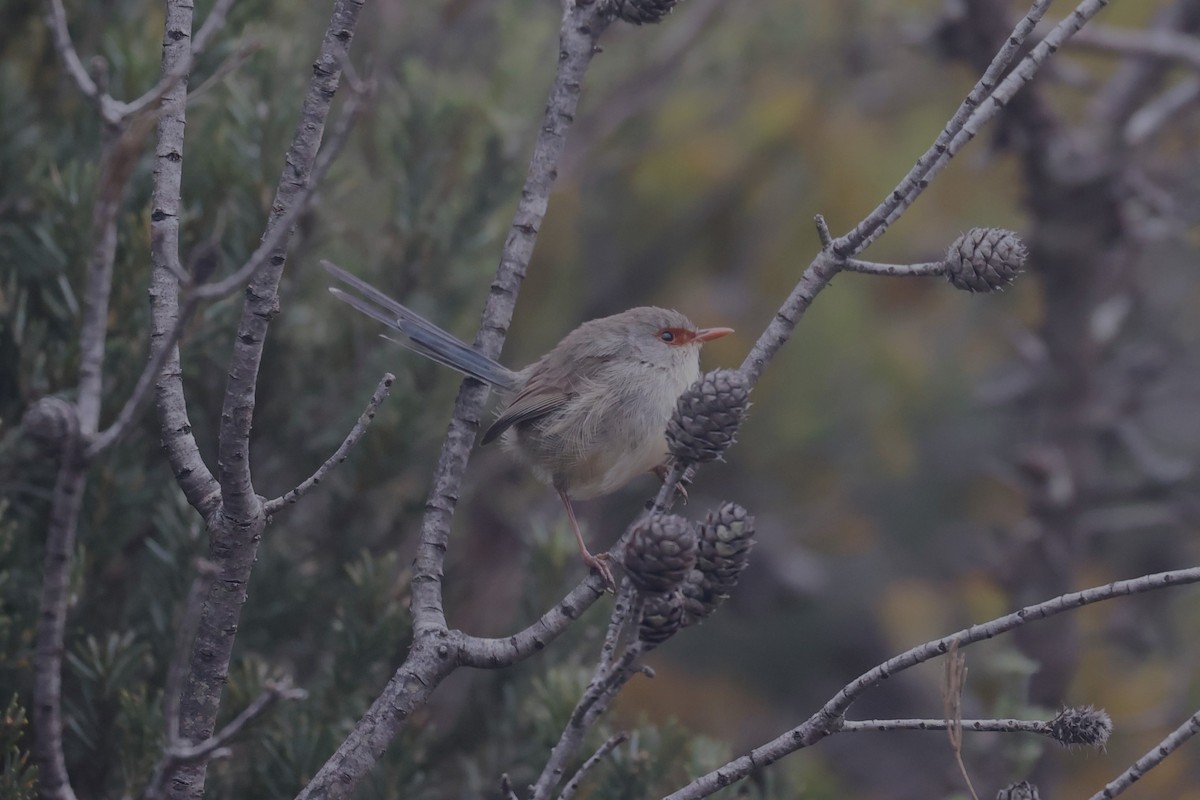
[609,0,682,25]
[681,502,755,624]
[638,590,684,646]
[623,514,697,594]
[996,781,1040,800]
[666,368,750,465]
[943,227,1025,292]
[1047,705,1112,749]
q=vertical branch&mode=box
[214,0,364,522]
[31,425,83,800]
[167,2,366,798]
[409,0,613,635]
[150,0,221,520]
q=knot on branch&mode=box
[943,227,1026,293]
[624,514,697,595]
[20,396,80,454]
[666,368,750,466]
[606,0,684,25]
[1047,705,1112,749]
[681,501,755,625]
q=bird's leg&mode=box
[652,462,689,503]
[558,489,615,593]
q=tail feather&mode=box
[323,260,516,390]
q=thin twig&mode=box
[142,681,307,800]
[663,567,1200,799]
[263,373,395,515]
[1126,76,1200,146]
[1088,709,1200,800]
[837,0,1054,257]
[531,639,648,800]
[1067,21,1200,69]
[840,718,1053,736]
[841,259,945,277]
[558,732,628,800]
[42,0,121,122]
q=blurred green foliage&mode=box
[3,0,1200,798]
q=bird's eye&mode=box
[659,329,675,342]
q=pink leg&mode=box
[558,489,615,592]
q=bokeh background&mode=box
[3,0,1200,797]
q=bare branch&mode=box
[263,373,395,515]
[31,417,83,800]
[42,0,121,123]
[532,638,648,800]
[1069,22,1200,69]
[558,732,628,800]
[1125,76,1200,146]
[841,718,1051,736]
[171,2,367,797]
[1088,709,1200,800]
[163,560,220,745]
[837,0,1054,257]
[406,0,614,637]
[142,681,307,800]
[664,567,1200,799]
[151,0,221,520]
[842,259,945,278]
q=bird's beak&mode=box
[694,327,734,343]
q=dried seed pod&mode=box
[623,514,697,594]
[638,590,684,646]
[943,227,1026,292]
[681,502,755,624]
[666,369,750,465]
[1047,705,1112,749]
[609,0,682,25]
[995,781,1040,800]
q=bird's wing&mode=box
[481,377,573,446]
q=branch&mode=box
[532,640,649,800]
[31,414,83,800]
[150,0,221,520]
[171,2,367,798]
[664,567,1200,799]
[1068,21,1200,69]
[142,681,307,800]
[162,560,219,746]
[557,732,628,800]
[215,0,365,523]
[836,0,1054,257]
[407,0,614,636]
[1088,709,1200,800]
[296,7,615,795]
[1125,75,1200,146]
[841,259,945,277]
[262,373,395,515]
[42,0,121,123]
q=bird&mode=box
[322,260,733,589]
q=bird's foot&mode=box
[583,550,616,594]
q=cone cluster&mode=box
[680,502,755,625]
[609,0,682,25]
[666,368,750,465]
[623,514,697,595]
[943,227,1025,292]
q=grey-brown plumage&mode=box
[323,261,733,588]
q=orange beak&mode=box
[694,326,734,343]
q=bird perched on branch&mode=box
[323,261,732,589]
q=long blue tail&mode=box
[322,260,517,390]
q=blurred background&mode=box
[3,0,1200,797]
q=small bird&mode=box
[323,261,733,588]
